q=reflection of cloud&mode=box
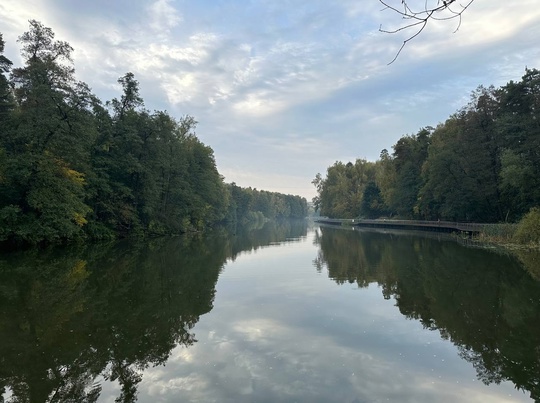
[106,232,529,403]
[146,373,209,396]
[136,308,524,402]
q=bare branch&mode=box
[379,0,476,64]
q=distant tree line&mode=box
[0,21,307,246]
[228,183,308,224]
[313,68,540,223]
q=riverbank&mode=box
[474,209,540,251]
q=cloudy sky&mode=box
[1,1,539,200]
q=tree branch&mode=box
[379,0,476,64]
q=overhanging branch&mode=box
[379,0,476,64]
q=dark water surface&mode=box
[1,222,539,402]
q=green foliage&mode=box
[388,128,430,218]
[313,159,378,218]
[1,21,94,244]
[514,207,540,245]
[227,183,308,223]
[83,220,116,240]
[0,33,14,115]
[420,88,504,222]
[476,223,517,245]
[361,181,388,219]
[244,210,267,224]
[314,70,540,224]
[0,21,307,247]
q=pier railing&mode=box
[314,218,489,234]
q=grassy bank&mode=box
[469,209,540,280]
[474,208,540,250]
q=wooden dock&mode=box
[314,218,489,234]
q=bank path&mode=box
[314,218,491,235]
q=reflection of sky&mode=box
[100,230,531,402]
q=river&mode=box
[0,221,539,402]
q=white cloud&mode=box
[1,0,539,199]
[148,0,182,33]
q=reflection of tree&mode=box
[0,220,307,402]
[513,249,540,281]
[315,226,540,401]
[228,219,308,261]
[0,237,218,402]
[313,227,399,293]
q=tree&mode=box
[110,72,143,119]
[0,21,308,245]
[388,128,430,218]
[312,159,378,218]
[314,68,540,224]
[497,68,540,218]
[375,149,396,216]
[183,135,229,229]
[0,20,94,243]
[361,181,388,218]
[0,33,13,116]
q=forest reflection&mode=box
[0,220,308,403]
[313,226,540,402]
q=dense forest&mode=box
[313,69,540,223]
[0,21,307,246]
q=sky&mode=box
[1,1,540,200]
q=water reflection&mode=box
[228,218,308,260]
[0,220,308,402]
[314,226,540,402]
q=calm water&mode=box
[1,221,539,402]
